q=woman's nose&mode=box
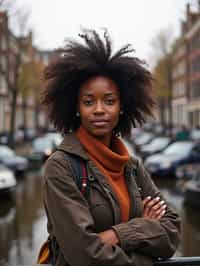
[94,101,104,114]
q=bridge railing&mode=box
[154,257,200,266]
[26,257,200,266]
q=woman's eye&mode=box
[83,99,93,106]
[105,99,115,105]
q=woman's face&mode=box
[78,76,121,145]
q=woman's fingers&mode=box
[142,196,152,217]
[150,204,167,219]
[143,196,161,216]
[143,196,167,220]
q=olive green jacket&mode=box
[43,133,181,266]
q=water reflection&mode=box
[154,176,200,257]
[182,205,200,256]
[0,171,47,266]
[0,197,16,266]
[0,173,200,265]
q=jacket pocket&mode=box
[88,183,114,232]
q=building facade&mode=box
[0,10,54,138]
[0,11,9,132]
[172,38,188,126]
[172,2,200,128]
[186,17,200,127]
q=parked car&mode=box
[190,128,200,142]
[129,128,143,142]
[153,123,165,135]
[0,145,29,175]
[144,141,200,177]
[30,136,57,162]
[0,131,9,145]
[176,162,200,179]
[184,164,200,208]
[133,132,154,153]
[14,129,24,144]
[140,137,172,161]
[24,128,37,141]
[43,132,63,147]
[0,164,17,194]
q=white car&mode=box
[44,132,63,147]
[0,164,17,194]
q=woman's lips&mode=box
[91,121,109,127]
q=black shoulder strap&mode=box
[58,150,89,197]
[129,158,143,195]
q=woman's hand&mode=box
[99,196,166,246]
[99,229,119,245]
[142,196,166,220]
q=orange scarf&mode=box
[76,126,130,222]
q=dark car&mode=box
[144,141,200,177]
[140,137,172,161]
[0,145,29,175]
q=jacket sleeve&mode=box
[43,156,154,266]
[112,160,181,259]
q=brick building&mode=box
[172,38,188,126]
[172,2,200,128]
[0,11,54,137]
[0,11,9,132]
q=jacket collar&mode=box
[58,132,138,169]
[58,132,89,160]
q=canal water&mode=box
[0,170,200,266]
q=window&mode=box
[1,36,7,50]
[0,74,7,93]
[190,80,200,98]
[0,55,7,71]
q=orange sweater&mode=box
[76,126,130,222]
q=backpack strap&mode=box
[129,157,142,196]
[58,150,89,197]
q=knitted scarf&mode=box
[76,126,130,222]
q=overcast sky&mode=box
[13,0,197,63]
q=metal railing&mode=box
[22,257,200,266]
[154,257,200,266]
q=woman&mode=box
[41,29,180,266]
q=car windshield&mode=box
[163,142,193,156]
[148,138,170,149]
[0,146,15,158]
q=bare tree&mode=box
[151,27,175,133]
[0,1,30,148]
